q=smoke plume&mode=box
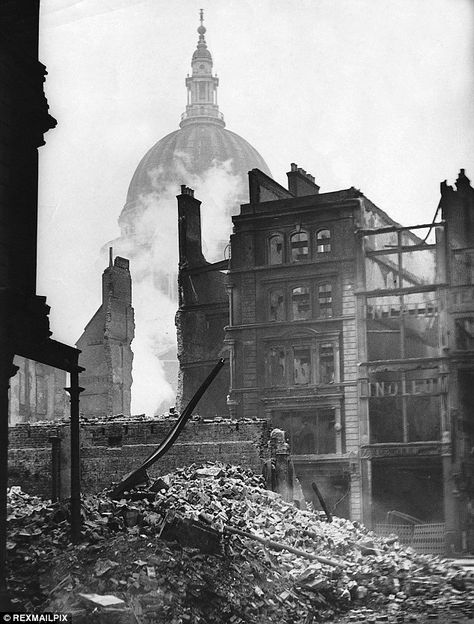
[112,156,245,415]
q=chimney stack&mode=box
[287,163,320,197]
[177,186,205,267]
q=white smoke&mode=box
[112,156,245,415]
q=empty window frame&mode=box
[268,234,284,265]
[318,283,333,317]
[268,347,286,386]
[291,286,311,320]
[319,342,335,384]
[290,231,309,262]
[269,289,285,321]
[293,347,311,385]
[316,229,331,253]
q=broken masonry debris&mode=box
[5,465,474,622]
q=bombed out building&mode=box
[177,165,474,550]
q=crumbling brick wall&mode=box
[8,419,270,498]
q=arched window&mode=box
[269,289,285,321]
[318,283,333,317]
[316,229,331,253]
[268,234,284,265]
[290,231,309,262]
[291,286,311,320]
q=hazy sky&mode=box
[38,0,474,346]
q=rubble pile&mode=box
[5,463,474,623]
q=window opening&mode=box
[269,289,285,321]
[293,347,311,385]
[318,283,333,317]
[290,231,309,262]
[268,234,284,264]
[316,229,331,253]
[292,286,311,320]
[319,342,335,384]
[269,347,286,386]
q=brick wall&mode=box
[8,418,270,498]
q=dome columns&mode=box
[180,12,225,129]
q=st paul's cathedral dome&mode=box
[118,11,271,237]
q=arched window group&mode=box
[267,227,332,264]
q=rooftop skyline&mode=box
[38,0,474,346]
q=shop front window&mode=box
[273,409,336,455]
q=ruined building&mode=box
[177,164,474,551]
[77,254,135,417]
[8,254,135,422]
[0,0,84,600]
[176,186,230,416]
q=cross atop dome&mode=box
[180,12,225,128]
[198,9,205,34]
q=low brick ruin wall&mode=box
[8,418,270,499]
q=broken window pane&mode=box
[268,234,284,265]
[269,347,286,386]
[269,289,285,321]
[292,286,311,320]
[293,347,311,385]
[455,318,474,350]
[319,342,335,383]
[290,231,309,262]
[316,229,331,253]
[318,283,333,317]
